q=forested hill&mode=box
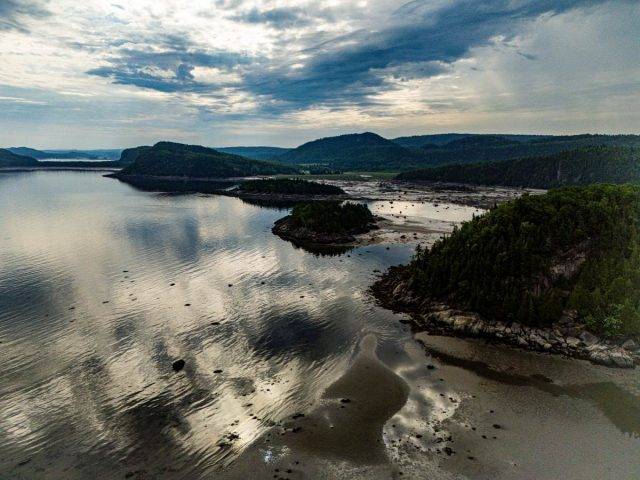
[392,133,551,149]
[118,142,299,178]
[397,146,640,188]
[216,146,291,161]
[271,133,640,172]
[0,149,39,167]
[275,132,421,171]
[388,184,640,337]
[393,134,640,168]
[119,146,151,164]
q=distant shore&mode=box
[1,165,121,172]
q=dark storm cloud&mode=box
[231,7,314,28]
[87,0,624,111]
[239,0,621,111]
[0,0,49,32]
[87,41,252,93]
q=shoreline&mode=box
[1,166,120,172]
[218,334,410,478]
[106,173,353,202]
[106,173,528,208]
[372,266,639,369]
[271,214,382,247]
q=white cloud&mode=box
[0,0,638,148]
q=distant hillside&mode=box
[119,146,151,164]
[8,147,100,160]
[398,134,640,168]
[397,146,640,188]
[276,132,420,171]
[118,142,299,178]
[216,146,291,161]
[0,149,39,167]
[45,149,122,160]
[391,134,549,149]
[272,132,640,172]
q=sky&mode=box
[0,0,639,149]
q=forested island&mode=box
[397,146,640,188]
[273,202,378,246]
[375,184,640,367]
[237,178,345,196]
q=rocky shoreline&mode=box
[272,215,381,246]
[373,266,639,368]
[233,191,349,203]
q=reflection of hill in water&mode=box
[281,238,355,257]
[110,174,237,194]
[238,197,299,210]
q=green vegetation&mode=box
[0,149,39,167]
[216,146,291,161]
[286,171,397,181]
[403,184,640,337]
[238,178,345,195]
[392,133,551,149]
[394,134,640,169]
[118,142,299,178]
[119,146,151,164]
[289,202,374,234]
[275,132,421,171]
[397,146,640,188]
[272,132,640,172]
[307,166,343,175]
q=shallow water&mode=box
[1,171,639,479]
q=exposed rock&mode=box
[579,331,599,347]
[392,282,407,298]
[172,359,185,372]
[566,337,581,348]
[371,267,639,369]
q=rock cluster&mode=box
[385,280,639,369]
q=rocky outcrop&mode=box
[373,268,639,369]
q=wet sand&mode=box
[219,335,410,479]
[218,331,640,479]
[407,334,640,480]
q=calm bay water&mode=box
[1,171,639,480]
[0,171,420,478]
